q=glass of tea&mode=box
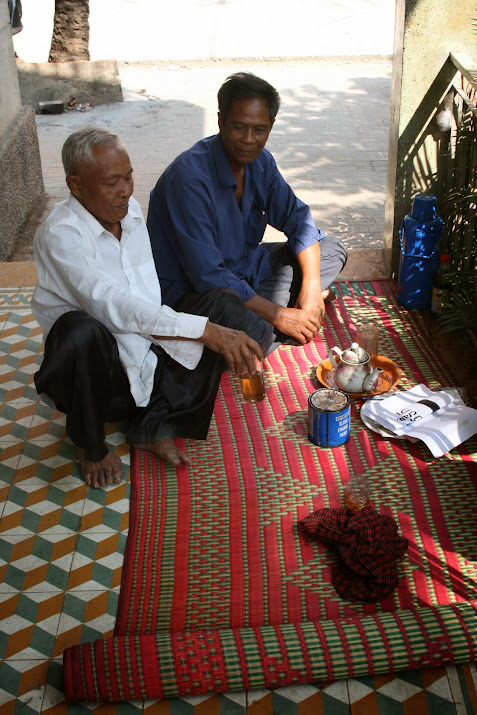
[240,358,265,403]
[344,477,370,512]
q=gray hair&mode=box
[61,125,126,175]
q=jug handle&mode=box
[328,346,341,370]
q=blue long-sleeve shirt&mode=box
[147,134,324,306]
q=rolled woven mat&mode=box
[63,601,477,702]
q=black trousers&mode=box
[34,289,265,463]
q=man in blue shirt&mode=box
[147,72,347,355]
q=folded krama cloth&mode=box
[298,507,409,601]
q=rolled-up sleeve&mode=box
[264,154,325,255]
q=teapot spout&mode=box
[363,367,383,393]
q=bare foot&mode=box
[80,449,123,488]
[136,438,191,466]
[322,288,337,303]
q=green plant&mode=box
[436,274,477,333]
[438,185,477,333]
[437,45,477,335]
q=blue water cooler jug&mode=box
[396,193,444,309]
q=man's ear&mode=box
[66,174,82,201]
[217,111,223,131]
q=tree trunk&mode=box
[48,0,90,62]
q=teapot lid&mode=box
[342,342,369,363]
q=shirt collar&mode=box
[211,134,236,188]
[210,133,266,189]
[67,194,142,238]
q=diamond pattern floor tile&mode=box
[0,439,24,479]
[27,404,68,442]
[0,532,76,594]
[54,587,120,656]
[347,670,460,715]
[0,399,37,442]
[244,682,351,714]
[78,482,130,534]
[0,483,85,535]
[0,292,34,307]
[12,440,77,486]
[0,658,49,703]
[67,531,127,591]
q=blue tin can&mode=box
[308,388,350,447]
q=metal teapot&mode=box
[328,342,383,394]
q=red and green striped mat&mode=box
[63,280,477,702]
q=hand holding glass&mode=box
[240,357,265,403]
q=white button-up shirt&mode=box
[32,195,208,407]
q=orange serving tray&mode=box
[315,355,403,398]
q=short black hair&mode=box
[217,72,281,125]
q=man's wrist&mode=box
[300,278,322,293]
[199,318,210,342]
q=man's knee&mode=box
[320,235,348,268]
[198,288,272,350]
[188,288,245,325]
[212,288,244,315]
[47,311,112,348]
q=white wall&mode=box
[13,0,395,63]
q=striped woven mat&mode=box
[63,280,477,702]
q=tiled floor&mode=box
[0,283,476,713]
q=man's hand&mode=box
[271,305,322,344]
[244,288,325,346]
[294,280,326,336]
[200,322,262,375]
[273,281,327,344]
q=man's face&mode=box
[67,143,134,232]
[218,97,273,172]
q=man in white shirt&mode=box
[32,125,263,488]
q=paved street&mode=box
[14,57,392,278]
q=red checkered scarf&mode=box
[298,507,409,602]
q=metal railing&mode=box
[441,54,477,279]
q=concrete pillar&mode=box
[0,0,44,261]
[384,0,476,275]
[0,2,21,132]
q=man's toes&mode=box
[154,438,178,464]
[160,446,181,465]
[81,467,92,486]
[91,474,100,489]
[177,449,191,465]
[323,289,337,303]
